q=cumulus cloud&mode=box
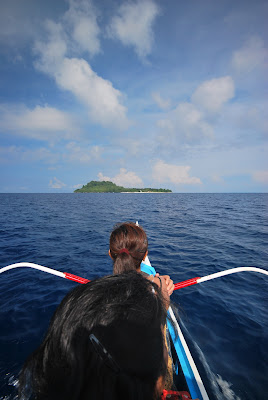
[34,0,100,65]
[152,92,170,109]
[63,0,100,56]
[152,160,202,185]
[55,57,129,130]
[156,76,237,151]
[49,177,67,189]
[191,76,235,113]
[34,20,67,75]
[34,3,129,131]
[0,105,75,141]
[98,168,144,187]
[108,0,160,59]
[252,170,268,184]
[231,36,268,73]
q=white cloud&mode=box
[191,76,235,113]
[232,36,268,73]
[34,14,129,131]
[108,0,160,59]
[34,20,67,75]
[65,141,103,163]
[252,170,268,184]
[49,177,67,189]
[15,106,71,131]
[55,57,129,130]
[152,160,202,185]
[156,76,237,152]
[157,102,214,145]
[0,105,75,141]
[63,0,100,56]
[98,168,144,187]
[152,92,170,109]
[97,172,111,181]
[34,1,100,68]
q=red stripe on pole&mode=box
[64,272,200,290]
[174,277,200,290]
[64,272,90,284]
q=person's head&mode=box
[109,222,148,274]
[19,272,167,400]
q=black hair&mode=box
[19,272,167,400]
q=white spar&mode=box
[0,262,66,279]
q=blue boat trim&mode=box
[167,314,204,400]
[140,254,208,400]
[140,262,156,276]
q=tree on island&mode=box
[74,181,172,193]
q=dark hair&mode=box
[110,222,148,274]
[19,272,167,400]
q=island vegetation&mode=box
[74,181,172,193]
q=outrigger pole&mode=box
[0,263,267,289]
[173,266,268,290]
[0,262,90,284]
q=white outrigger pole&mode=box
[0,262,90,284]
[1,263,267,288]
[174,266,268,290]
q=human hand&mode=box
[157,274,174,296]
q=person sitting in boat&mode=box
[109,221,174,298]
[109,221,175,391]
[18,272,170,400]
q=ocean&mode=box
[0,193,267,400]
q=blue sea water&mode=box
[0,193,267,400]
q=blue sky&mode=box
[0,0,267,192]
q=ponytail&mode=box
[113,251,137,274]
[109,223,148,274]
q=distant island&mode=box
[74,181,172,193]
